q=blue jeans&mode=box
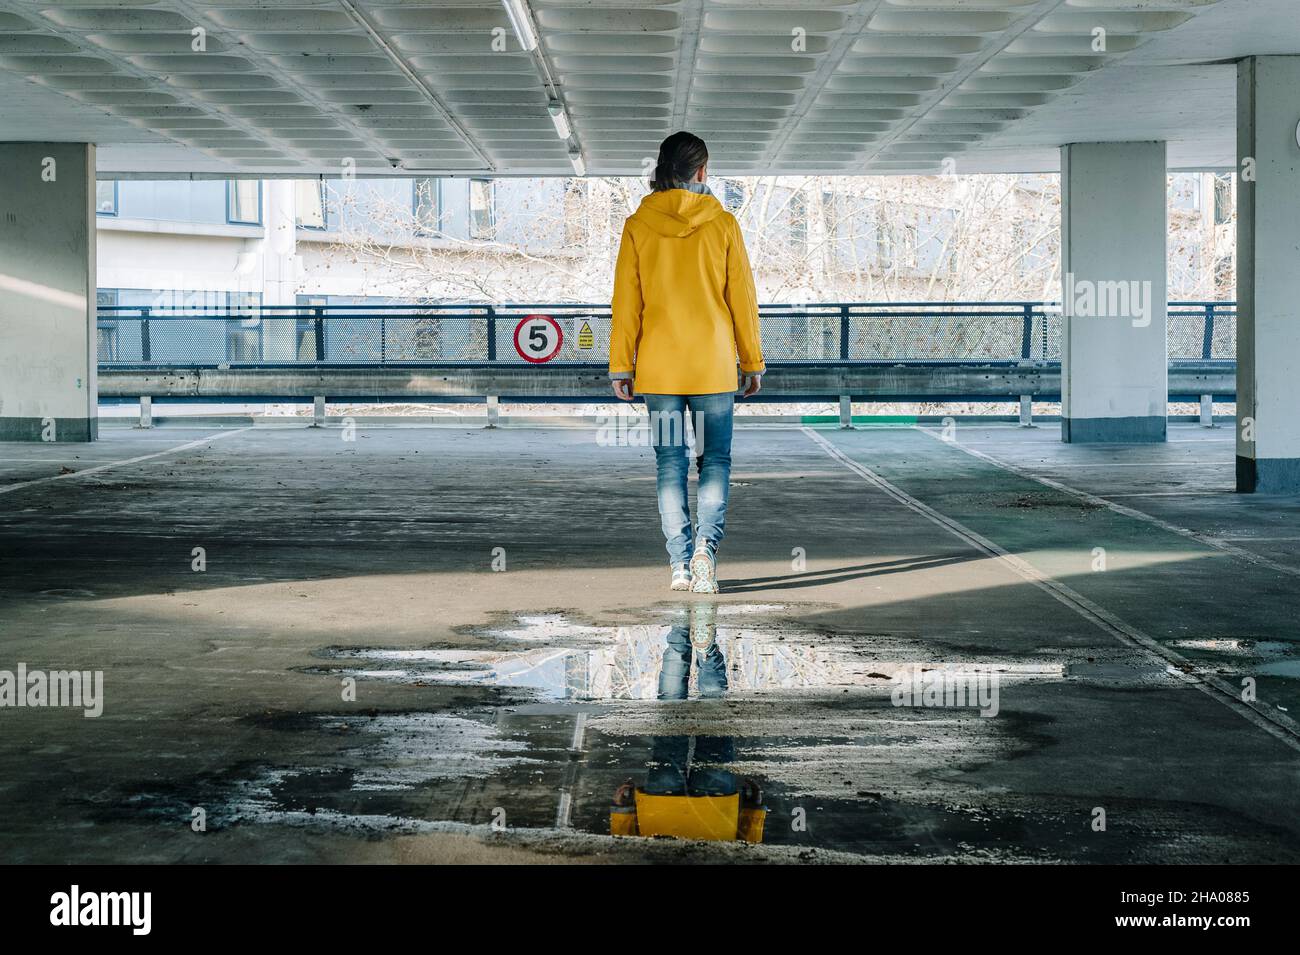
[644,735,738,797]
[641,393,734,567]
[657,625,729,701]
[648,625,735,797]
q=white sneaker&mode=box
[689,602,717,650]
[689,542,718,594]
[670,565,692,591]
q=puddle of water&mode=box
[207,700,1046,858]
[1166,638,1300,686]
[485,613,613,643]
[1170,638,1293,657]
[315,606,1063,701]
[318,637,868,700]
[1065,661,1174,684]
[320,713,539,791]
[474,605,792,642]
[197,706,1294,864]
[122,604,1300,862]
[1257,660,1300,679]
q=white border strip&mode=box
[912,425,1300,580]
[0,429,251,497]
[802,427,1300,752]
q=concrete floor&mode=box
[1,421,1298,863]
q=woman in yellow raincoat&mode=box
[610,132,766,594]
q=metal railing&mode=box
[95,301,1236,368]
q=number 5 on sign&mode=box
[514,314,563,363]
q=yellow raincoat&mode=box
[610,189,765,395]
[611,790,767,843]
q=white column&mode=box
[0,143,97,441]
[1060,141,1168,443]
[261,179,300,362]
[1236,57,1300,492]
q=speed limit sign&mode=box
[513,314,564,363]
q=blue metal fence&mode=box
[95,301,1236,368]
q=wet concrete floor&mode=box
[1,423,1298,863]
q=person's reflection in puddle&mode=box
[610,603,767,843]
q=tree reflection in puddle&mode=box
[317,603,889,700]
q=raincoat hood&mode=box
[629,188,727,238]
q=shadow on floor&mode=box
[719,553,980,593]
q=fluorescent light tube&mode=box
[501,0,538,52]
[548,101,571,140]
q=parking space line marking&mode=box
[0,429,252,497]
[803,427,1300,753]
[913,426,1300,580]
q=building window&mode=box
[822,188,840,240]
[900,223,918,270]
[96,181,118,216]
[787,191,807,252]
[413,177,442,234]
[226,180,262,225]
[876,221,893,269]
[469,178,495,239]
[295,180,326,230]
[1213,174,1234,226]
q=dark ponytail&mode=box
[650,131,709,192]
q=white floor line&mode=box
[913,426,1300,580]
[802,427,1300,753]
[0,429,252,497]
[569,712,588,752]
[554,792,573,830]
[554,712,588,830]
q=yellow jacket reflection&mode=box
[611,781,766,843]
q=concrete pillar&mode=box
[0,143,97,441]
[261,179,299,362]
[1018,395,1033,427]
[138,396,153,429]
[1236,57,1300,492]
[838,395,853,429]
[1059,141,1168,444]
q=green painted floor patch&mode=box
[800,415,919,425]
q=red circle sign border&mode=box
[513,314,564,364]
